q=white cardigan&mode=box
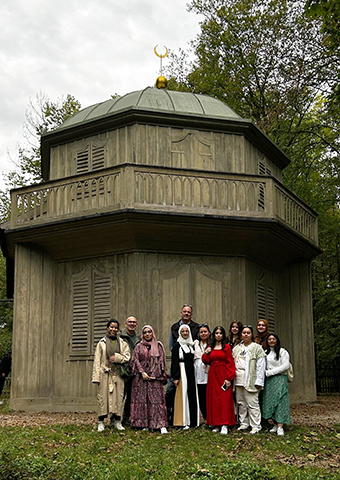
[265,347,290,377]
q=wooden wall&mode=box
[278,261,316,403]
[10,249,315,411]
[49,126,282,182]
[11,244,55,410]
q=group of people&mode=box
[92,306,291,436]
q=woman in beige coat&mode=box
[92,319,131,432]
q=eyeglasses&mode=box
[199,323,209,328]
[243,325,252,329]
[182,304,193,310]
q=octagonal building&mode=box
[1,87,320,411]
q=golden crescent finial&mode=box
[154,45,168,59]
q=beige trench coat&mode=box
[92,336,131,417]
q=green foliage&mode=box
[306,0,340,51]
[0,425,339,480]
[0,254,13,359]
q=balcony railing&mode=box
[10,164,318,245]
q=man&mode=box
[166,304,200,425]
[0,352,12,405]
[120,316,139,425]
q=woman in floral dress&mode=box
[130,325,168,433]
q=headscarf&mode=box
[141,325,161,359]
[254,319,270,350]
[177,323,194,354]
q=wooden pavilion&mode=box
[0,86,320,411]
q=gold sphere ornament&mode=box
[156,76,168,89]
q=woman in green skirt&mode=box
[262,334,291,436]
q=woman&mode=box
[130,325,168,433]
[227,321,243,349]
[233,325,266,434]
[92,319,131,432]
[193,323,211,421]
[171,324,200,429]
[202,326,236,434]
[262,334,291,436]
[254,319,270,350]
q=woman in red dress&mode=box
[202,326,236,434]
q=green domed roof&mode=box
[61,87,241,129]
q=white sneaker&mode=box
[269,425,278,433]
[212,427,220,433]
[250,428,260,434]
[237,425,248,431]
[277,427,284,436]
[182,426,190,430]
[142,427,149,431]
[160,427,168,434]
[114,421,125,431]
[97,421,105,432]
[220,425,228,435]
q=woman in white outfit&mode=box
[193,323,210,421]
[232,325,266,434]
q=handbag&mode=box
[120,363,131,379]
[287,362,294,382]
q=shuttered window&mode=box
[72,279,90,352]
[76,144,105,174]
[258,160,271,176]
[93,275,111,352]
[256,281,276,332]
[71,270,112,356]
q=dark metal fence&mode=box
[316,360,340,394]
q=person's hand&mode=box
[1,373,5,378]
[174,380,179,387]
[109,354,115,363]
[141,372,149,381]
[205,347,212,354]
[148,376,156,381]
[224,380,231,389]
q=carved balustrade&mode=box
[10,165,318,245]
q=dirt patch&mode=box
[0,395,339,428]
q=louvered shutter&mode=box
[72,278,90,352]
[93,275,111,352]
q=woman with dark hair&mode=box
[262,334,291,436]
[92,319,131,432]
[233,325,266,434]
[202,326,236,434]
[172,324,200,429]
[227,321,243,349]
[254,319,270,350]
[193,323,211,421]
[130,325,168,433]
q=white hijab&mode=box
[178,324,194,355]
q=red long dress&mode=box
[202,345,236,426]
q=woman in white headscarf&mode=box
[171,324,200,429]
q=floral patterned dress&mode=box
[130,341,168,429]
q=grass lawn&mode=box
[0,406,339,480]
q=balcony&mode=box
[10,164,318,247]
